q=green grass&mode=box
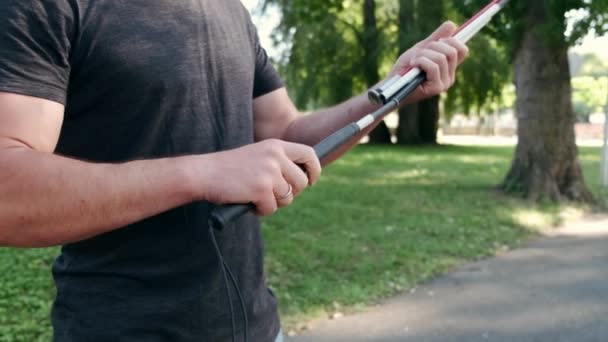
[0,248,56,341]
[0,145,606,340]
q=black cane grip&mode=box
[393,73,426,103]
[209,203,255,230]
[314,123,361,160]
[209,123,362,230]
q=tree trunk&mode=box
[395,0,441,145]
[500,2,594,203]
[414,0,443,145]
[361,0,379,89]
[396,0,419,145]
[418,96,440,144]
[396,104,420,144]
[363,0,392,144]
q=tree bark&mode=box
[396,104,420,144]
[395,0,441,145]
[500,2,594,203]
[418,96,440,144]
[396,0,419,145]
[414,0,442,145]
[363,0,392,144]
[396,97,440,145]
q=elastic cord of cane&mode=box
[209,226,249,342]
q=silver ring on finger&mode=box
[276,184,293,201]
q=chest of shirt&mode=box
[67,0,255,104]
[56,0,258,160]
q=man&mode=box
[0,0,468,341]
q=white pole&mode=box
[373,3,503,103]
[601,76,608,187]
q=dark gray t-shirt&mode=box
[0,1,284,341]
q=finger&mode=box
[254,186,278,216]
[420,21,458,45]
[413,51,449,89]
[279,157,309,197]
[428,41,458,85]
[282,142,322,186]
[412,56,443,94]
[441,37,470,64]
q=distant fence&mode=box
[575,123,604,140]
[442,126,515,137]
[443,123,603,140]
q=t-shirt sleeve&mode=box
[0,0,74,104]
[252,29,284,99]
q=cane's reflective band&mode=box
[356,114,376,130]
[368,0,509,104]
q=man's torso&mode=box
[44,1,279,341]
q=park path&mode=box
[290,214,608,342]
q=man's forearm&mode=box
[282,92,383,164]
[0,148,196,247]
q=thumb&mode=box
[421,21,458,45]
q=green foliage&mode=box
[569,50,608,122]
[572,76,608,121]
[456,0,608,51]
[264,0,345,25]
[277,12,362,107]
[566,0,608,45]
[264,0,381,108]
[573,101,593,122]
[445,32,511,116]
[579,53,608,77]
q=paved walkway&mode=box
[291,215,608,342]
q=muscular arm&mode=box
[0,92,321,247]
[0,93,199,247]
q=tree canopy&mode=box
[455,0,608,50]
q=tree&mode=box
[364,0,392,144]
[404,0,444,145]
[397,0,445,145]
[265,0,361,108]
[504,6,589,201]
[266,0,391,143]
[500,1,606,202]
[395,0,422,144]
[444,35,511,118]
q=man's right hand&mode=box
[197,139,322,216]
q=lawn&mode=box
[0,145,606,341]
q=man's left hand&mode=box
[388,21,469,105]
